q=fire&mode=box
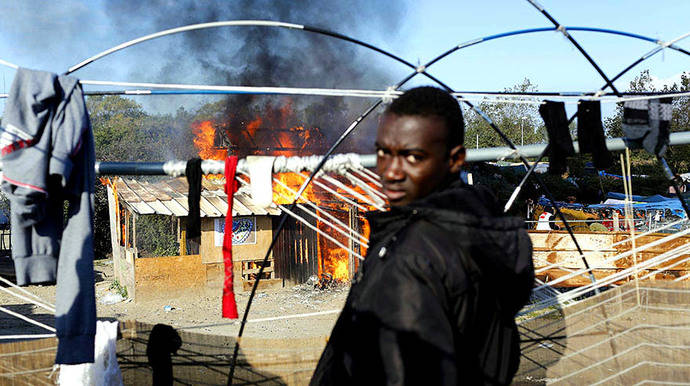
[333,259,349,281]
[360,218,371,257]
[188,99,379,284]
[246,117,262,139]
[271,172,378,283]
[272,172,321,205]
[192,120,227,160]
[321,248,350,282]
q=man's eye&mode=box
[406,154,422,163]
[376,149,385,157]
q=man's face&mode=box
[375,113,464,207]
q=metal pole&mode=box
[464,131,690,163]
[4,132,687,176]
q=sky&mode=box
[1,0,689,120]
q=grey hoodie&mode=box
[0,68,96,364]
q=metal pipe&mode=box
[4,132,686,176]
[466,131,690,162]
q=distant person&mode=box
[669,174,687,194]
[311,87,534,385]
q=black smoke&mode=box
[104,1,408,152]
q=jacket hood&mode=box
[366,180,534,316]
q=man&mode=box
[311,86,534,385]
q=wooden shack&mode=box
[107,176,322,301]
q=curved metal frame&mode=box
[1,11,689,384]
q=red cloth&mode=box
[222,156,239,319]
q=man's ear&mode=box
[449,145,465,173]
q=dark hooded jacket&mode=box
[311,180,534,385]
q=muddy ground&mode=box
[0,259,348,339]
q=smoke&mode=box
[103,1,408,152]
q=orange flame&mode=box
[272,172,320,205]
[188,99,378,283]
[192,120,227,160]
[246,117,262,140]
[318,236,352,282]
[329,250,350,281]
[360,217,371,257]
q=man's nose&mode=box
[383,156,405,181]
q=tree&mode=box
[87,96,198,259]
[464,78,547,149]
[87,95,198,162]
[88,95,149,161]
[666,72,690,171]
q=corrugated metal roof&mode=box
[114,177,280,217]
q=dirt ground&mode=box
[0,258,348,339]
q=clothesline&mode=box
[87,131,690,175]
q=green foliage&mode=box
[87,96,195,260]
[88,95,147,161]
[110,280,128,299]
[87,95,197,162]
[135,215,178,257]
[93,183,111,259]
[464,78,547,149]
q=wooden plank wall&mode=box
[530,230,690,286]
[133,254,206,301]
[0,337,57,385]
[273,212,319,286]
[515,282,690,384]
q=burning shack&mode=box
[107,177,279,300]
[108,115,370,300]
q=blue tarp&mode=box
[536,197,584,210]
[604,192,671,202]
[538,192,688,219]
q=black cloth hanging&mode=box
[186,158,203,239]
[622,98,672,157]
[577,100,612,169]
[538,101,575,174]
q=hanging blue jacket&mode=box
[0,68,96,364]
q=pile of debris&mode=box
[305,274,346,291]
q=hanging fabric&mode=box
[0,68,96,364]
[538,100,575,174]
[57,320,124,385]
[185,158,203,239]
[246,155,276,208]
[577,100,613,169]
[622,98,673,157]
[222,156,239,319]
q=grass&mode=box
[110,280,128,299]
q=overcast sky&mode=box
[1,0,689,118]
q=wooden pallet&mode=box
[241,259,275,281]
